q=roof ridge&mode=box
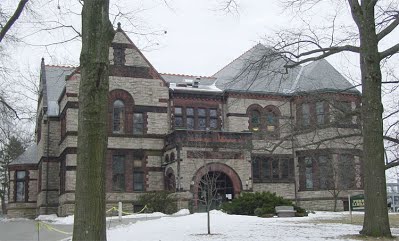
[45,64,77,69]
[212,43,263,77]
[161,73,216,79]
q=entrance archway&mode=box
[192,163,242,211]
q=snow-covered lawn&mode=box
[106,211,398,241]
[23,210,399,241]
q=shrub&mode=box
[294,206,308,216]
[138,191,178,214]
[221,192,294,216]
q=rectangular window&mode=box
[262,159,270,179]
[133,171,145,191]
[112,155,125,192]
[133,113,144,135]
[186,108,194,130]
[209,109,218,130]
[336,101,352,125]
[272,159,279,179]
[318,155,332,190]
[174,107,183,128]
[252,158,260,179]
[198,108,206,130]
[339,154,355,189]
[253,157,292,182]
[15,171,26,202]
[302,103,310,127]
[281,159,289,179]
[305,157,313,189]
[316,101,325,125]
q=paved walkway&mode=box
[0,216,162,241]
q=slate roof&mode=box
[212,44,358,95]
[10,145,38,165]
[45,65,75,116]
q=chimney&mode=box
[193,77,200,88]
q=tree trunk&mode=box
[72,0,114,240]
[356,2,391,237]
[1,196,6,215]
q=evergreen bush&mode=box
[138,191,178,214]
[221,192,296,216]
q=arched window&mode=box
[250,110,261,131]
[265,110,277,132]
[113,100,125,133]
[170,152,175,162]
[264,106,280,137]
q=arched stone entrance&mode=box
[192,163,242,211]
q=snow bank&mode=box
[36,214,74,224]
[172,209,190,216]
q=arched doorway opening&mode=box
[198,171,234,211]
[192,163,242,211]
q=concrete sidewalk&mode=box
[0,216,162,241]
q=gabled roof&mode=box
[9,145,38,165]
[39,61,75,117]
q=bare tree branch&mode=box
[380,42,399,59]
[0,0,29,43]
[377,13,399,41]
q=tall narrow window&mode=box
[113,100,125,133]
[252,158,260,179]
[339,154,355,189]
[272,159,279,179]
[302,103,310,127]
[318,155,331,190]
[133,171,145,191]
[305,157,313,189]
[174,107,183,128]
[266,111,277,131]
[15,171,26,202]
[198,108,206,130]
[112,155,125,191]
[316,101,325,125]
[250,110,261,131]
[133,113,144,135]
[186,108,194,130]
[281,159,289,179]
[209,109,218,130]
[262,159,270,179]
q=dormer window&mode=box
[114,47,126,66]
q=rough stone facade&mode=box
[8,25,363,218]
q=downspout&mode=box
[45,109,50,214]
[176,143,181,192]
[290,97,298,206]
